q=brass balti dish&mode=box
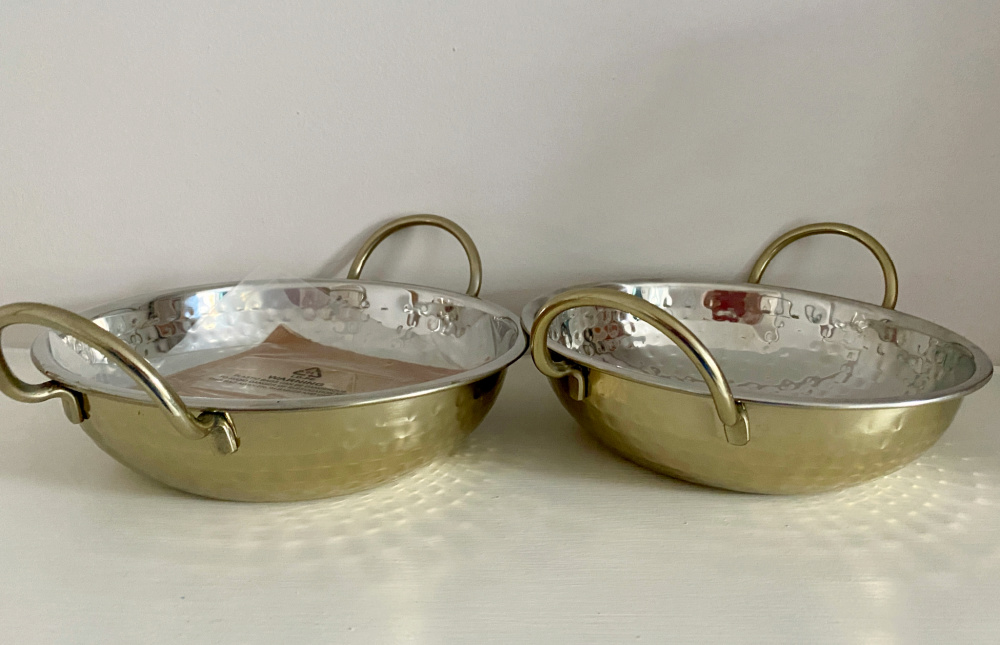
[524,223,992,494]
[0,215,526,501]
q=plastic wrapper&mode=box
[166,323,460,400]
[154,268,465,400]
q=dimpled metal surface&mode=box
[37,280,525,410]
[27,280,524,501]
[523,282,991,408]
[79,371,505,502]
[550,370,960,494]
[525,281,991,493]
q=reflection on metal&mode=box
[0,215,525,501]
[524,222,991,493]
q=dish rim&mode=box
[31,279,528,412]
[521,279,994,409]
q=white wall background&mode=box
[2,1,997,356]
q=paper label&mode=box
[166,325,461,400]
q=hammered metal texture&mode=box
[524,282,991,408]
[79,371,505,501]
[524,280,990,494]
[551,370,960,494]
[37,280,525,411]
[23,280,524,501]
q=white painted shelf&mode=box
[1,349,997,644]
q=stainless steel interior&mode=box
[523,281,992,409]
[34,279,526,410]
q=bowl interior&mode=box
[33,279,526,410]
[523,281,993,408]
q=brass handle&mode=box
[747,222,898,310]
[530,288,750,446]
[0,303,239,455]
[347,214,483,297]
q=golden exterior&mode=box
[0,302,239,454]
[549,369,959,494]
[0,214,524,501]
[530,288,751,446]
[78,371,505,501]
[526,222,988,494]
[0,296,514,501]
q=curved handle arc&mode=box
[347,214,483,297]
[0,303,238,454]
[529,288,750,446]
[747,222,898,310]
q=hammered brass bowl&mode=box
[0,215,526,501]
[523,223,992,494]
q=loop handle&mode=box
[348,214,483,297]
[530,288,750,446]
[747,222,898,309]
[0,303,238,455]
